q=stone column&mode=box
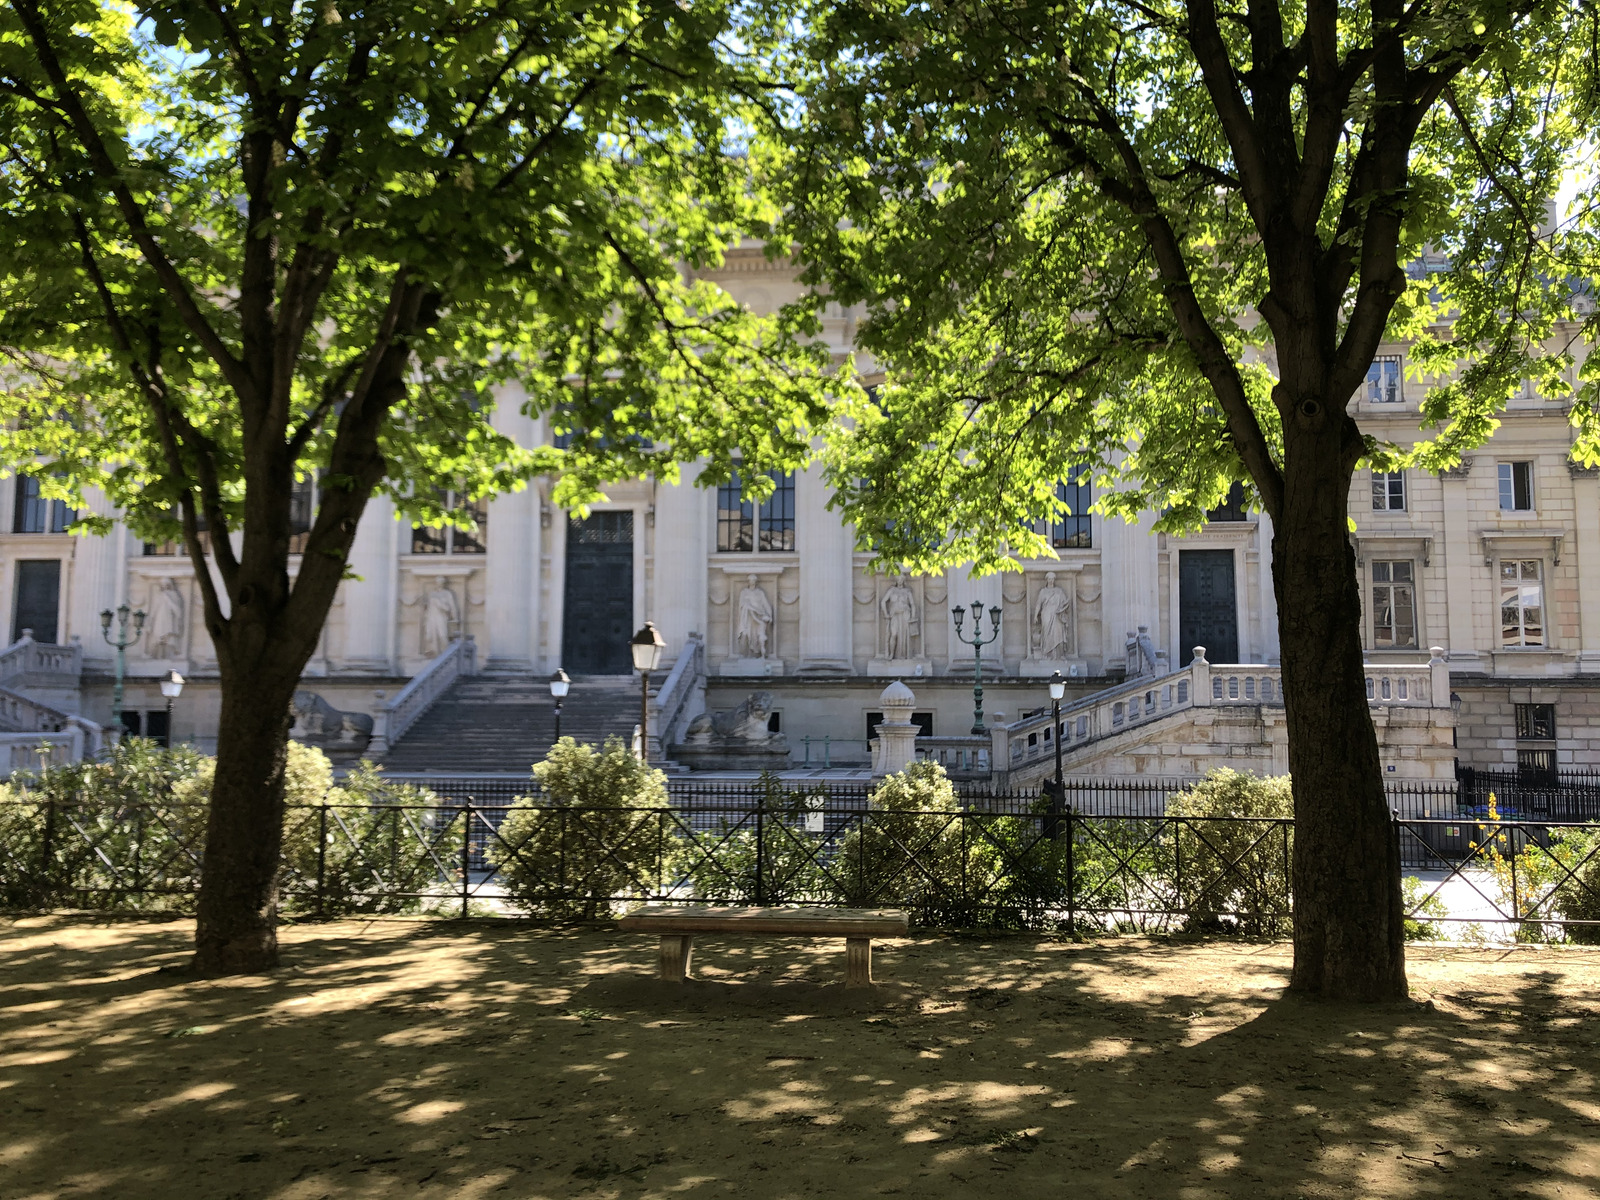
[1571,464,1600,672]
[1100,509,1159,670]
[483,395,540,671]
[651,461,708,670]
[796,460,853,675]
[342,493,398,674]
[1439,458,1483,670]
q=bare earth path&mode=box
[1,917,1597,1200]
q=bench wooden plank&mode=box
[620,906,908,937]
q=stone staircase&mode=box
[378,674,644,774]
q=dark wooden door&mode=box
[12,559,60,643]
[562,512,634,674]
[1179,549,1238,665]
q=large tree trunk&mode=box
[1273,414,1408,1001]
[191,662,300,975]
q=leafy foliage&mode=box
[677,774,834,904]
[1164,770,1294,936]
[0,740,452,915]
[775,0,1590,568]
[492,737,670,919]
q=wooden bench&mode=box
[618,906,909,988]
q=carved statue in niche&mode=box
[881,575,918,660]
[735,574,773,658]
[1032,571,1072,656]
[146,578,185,658]
[419,577,459,658]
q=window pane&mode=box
[1498,462,1514,510]
[1514,461,1533,510]
[453,497,488,554]
[757,471,795,552]
[1372,561,1390,583]
[716,474,753,552]
[13,477,43,533]
[1521,559,1540,581]
[1393,584,1415,646]
[411,525,447,553]
[1053,464,1093,548]
[1392,561,1412,583]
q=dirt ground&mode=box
[1,917,1597,1200]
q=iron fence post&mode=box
[461,802,473,919]
[40,798,56,906]
[754,800,765,906]
[131,803,145,903]
[1064,807,1075,935]
[316,804,329,919]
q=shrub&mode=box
[491,737,670,919]
[1540,824,1600,945]
[1164,769,1294,936]
[0,738,211,911]
[1401,875,1450,940]
[832,760,995,923]
[678,773,832,904]
[275,756,456,916]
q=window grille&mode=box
[1498,461,1534,511]
[1515,703,1555,741]
[1371,561,1417,648]
[1051,464,1092,549]
[1499,559,1544,647]
[1371,471,1406,511]
[1366,355,1403,404]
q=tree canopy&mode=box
[777,0,1596,572]
[0,0,833,590]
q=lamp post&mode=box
[100,604,146,735]
[549,668,571,742]
[159,670,184,748]
[630,622,666,762]
[1047,670,1067,837]
[951,600,1001,735]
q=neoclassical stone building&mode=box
[1,245,1596,778]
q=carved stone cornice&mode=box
[1568,458,1599,478]
[1440,455,1474,479]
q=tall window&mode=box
[1371,470,1406,511]
[288,474,317,554]
[1051,464,1092,549]
[1366,355,1403,404]
[1499,559,1544,647]
[1498,461,1534,511]
[12,476,73,534]
[716,470,795,552]
[411,492,488,554]
[1515,702,1557,783]
[1370,561,1417,648]
[1206,481,1250,522]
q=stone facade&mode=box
[1,247,1596,774]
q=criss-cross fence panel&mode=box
[5,787,1600,938]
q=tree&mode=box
[779,0,1590,998]
[0,0,831,974]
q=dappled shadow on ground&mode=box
[1,916,1597,1199]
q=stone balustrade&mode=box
[370,636,477,755]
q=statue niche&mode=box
[675,691,790,771]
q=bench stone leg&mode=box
[845,937,872,988]
[659,934,694,983]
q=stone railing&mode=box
[650,632,705,759]
[0,686,77,733]
[0,633,82,686]
[996,646,1451,781]
[0,717,105,777]
[371,637,477,755]
[914,735,992,779]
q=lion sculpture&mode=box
[684,691,780,746]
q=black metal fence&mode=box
[3,783,1598,939]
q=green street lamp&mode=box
[100,604,146,735]
[630,622,666,761]
[951,600,1001,735]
